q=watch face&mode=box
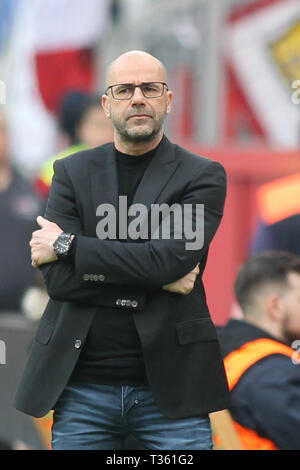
[56,243,68,254]
[54,233,72,256]
[59,234,71,243]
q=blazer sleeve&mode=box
[74,159,226,287]
[38,159,125,304]
[42,157,226,297]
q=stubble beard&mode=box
[111,110,166,144]
[282,310,299,344]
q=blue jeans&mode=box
[51,381,213,450]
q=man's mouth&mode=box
[128,114,151,120]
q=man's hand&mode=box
[162,264,200,295]
[30,216,63,268]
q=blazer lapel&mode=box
[132,135,181,210]
[88,144,119,236]
[87,136,181,239]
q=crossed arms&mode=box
[30,157,226,304]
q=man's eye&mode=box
[144,86,157,92]
[118,87,131,94]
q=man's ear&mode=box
[166,90,173,115]
[266,294,283,322]
[102,94,111,119]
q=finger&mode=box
[162,285,173,292]
[37,215,49,228]
[188,271,197,279]
[31,245,39,256]
[31,251,40,267]
[183,288,192,295]
[32,229,42,239]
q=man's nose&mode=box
[131,86,146,104]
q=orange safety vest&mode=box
[257,173,300,225]
[223,338,300,450]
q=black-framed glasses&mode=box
[105,82,168,100]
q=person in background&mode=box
[218,251,300,450]
[250,173,300,257]
[0,107,40,313]
[35,90,114,201]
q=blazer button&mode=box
[83,274,90,281]
[74,339,82,349]
[131,300,138,308]
[125,299,132,307]
[116,299,122,306]
[99,274,105,282]
[121,299,126,306]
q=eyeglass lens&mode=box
[111,83,165,99]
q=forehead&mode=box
[107,55,167,86]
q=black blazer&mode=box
[14,135,230,418]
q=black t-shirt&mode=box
[70,144,158,385]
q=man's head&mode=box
[102,51,173,151]
[235,251,300,343]
[59,91,113,147]
[76,102,114,148]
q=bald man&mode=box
[14,51,230,450]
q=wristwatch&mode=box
[53,232,74,259]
